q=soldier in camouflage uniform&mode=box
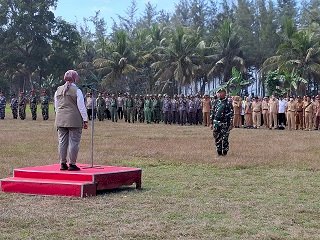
[125,94,135,123]
[153,94,161,124]
[96,93,106,121]
[18,92,27,120]
[110,94,118,122]
[210,88,234,156]
[162,94,172,124]
[0,91,6,119]
[29,90,38,120]
[40,90,49,120]
[138,95,145,123]
[144,95,152,124]
[10,93,18,119]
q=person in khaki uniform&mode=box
[304,96,314,131]
[244,97,253,128]
[286,97,296,130]
[269,95,278,129]
[295,96,304,130]
[262,97,269,128]
[232,96,241,128]
[314,95,320,130]
[202,94,211,127]
[252,97,262,128]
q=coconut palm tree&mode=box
[263,18,320,94]
[150,26,200,94]
[207,20,246,83]
[93,30,137,89]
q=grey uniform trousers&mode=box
[57,127,82,165]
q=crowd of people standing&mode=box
[1,89,320,132]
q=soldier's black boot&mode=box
[217,150,223,156]
[222,151,228,156]
[60,163,68,171]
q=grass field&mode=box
[0,109,320,239]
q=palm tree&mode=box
[150,26,200,94]
[207,20,246,83]
[93,30,137,90]
[263,18,320,95]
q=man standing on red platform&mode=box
[54,70,88,171]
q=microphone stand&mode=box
[82,85,102,169]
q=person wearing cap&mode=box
[138,95,145,123]
[286,96,297,130]
[269,95,279,129]
[261,97,269,128]
[29,90,38,120]
[252,97,262,128]
[202,94,211,127]
[178,94,187,126]
[18,92,27,120]
[304,96,314,131]
[153,94,161,124]
[232,96,241,128]
[295,96,304,130]
[110,94,118,122]
[10,93,18,119]
[40,90,50,120]
[162,94,172,124]
[125,94,135,123]
[0,91,6,119]
[244,96,253,128]
[144,94,152,124]
[210,88,234,156]
[171,94,179,124]
[96,92,106,121]
[54,70,88,171]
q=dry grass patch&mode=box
[0,117,320,239]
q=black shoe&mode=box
[68,164,81,171]
[217,150,223,156]
[222,151,228,156]
[60,163,68,171]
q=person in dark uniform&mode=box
[210,88,234,156]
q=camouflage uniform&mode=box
[138,96,145,123]
[153,96,161,124]
[125,95,135,123]
[211,92,234,156]
[30,93,38,120]
[0,93,6,119]
[144,96,152,124]
[96,94,106,121]
[162,95,172,124]
[178,95,187,125]
[110,95,118,122]
[10,95,18,119]
[18,93,27,120]
[171,96,179,124]
[40,92,49,120]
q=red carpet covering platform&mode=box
[0,164,142,197]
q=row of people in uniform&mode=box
[87,93,212,126]
[232,95,320,131]
[0,90,50,120]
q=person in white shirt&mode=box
[54,70,88,171]
[278,96,288,128]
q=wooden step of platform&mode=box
[1,164,142,198]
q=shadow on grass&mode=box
[97,186,150,196]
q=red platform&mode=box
[0,164,142,197]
